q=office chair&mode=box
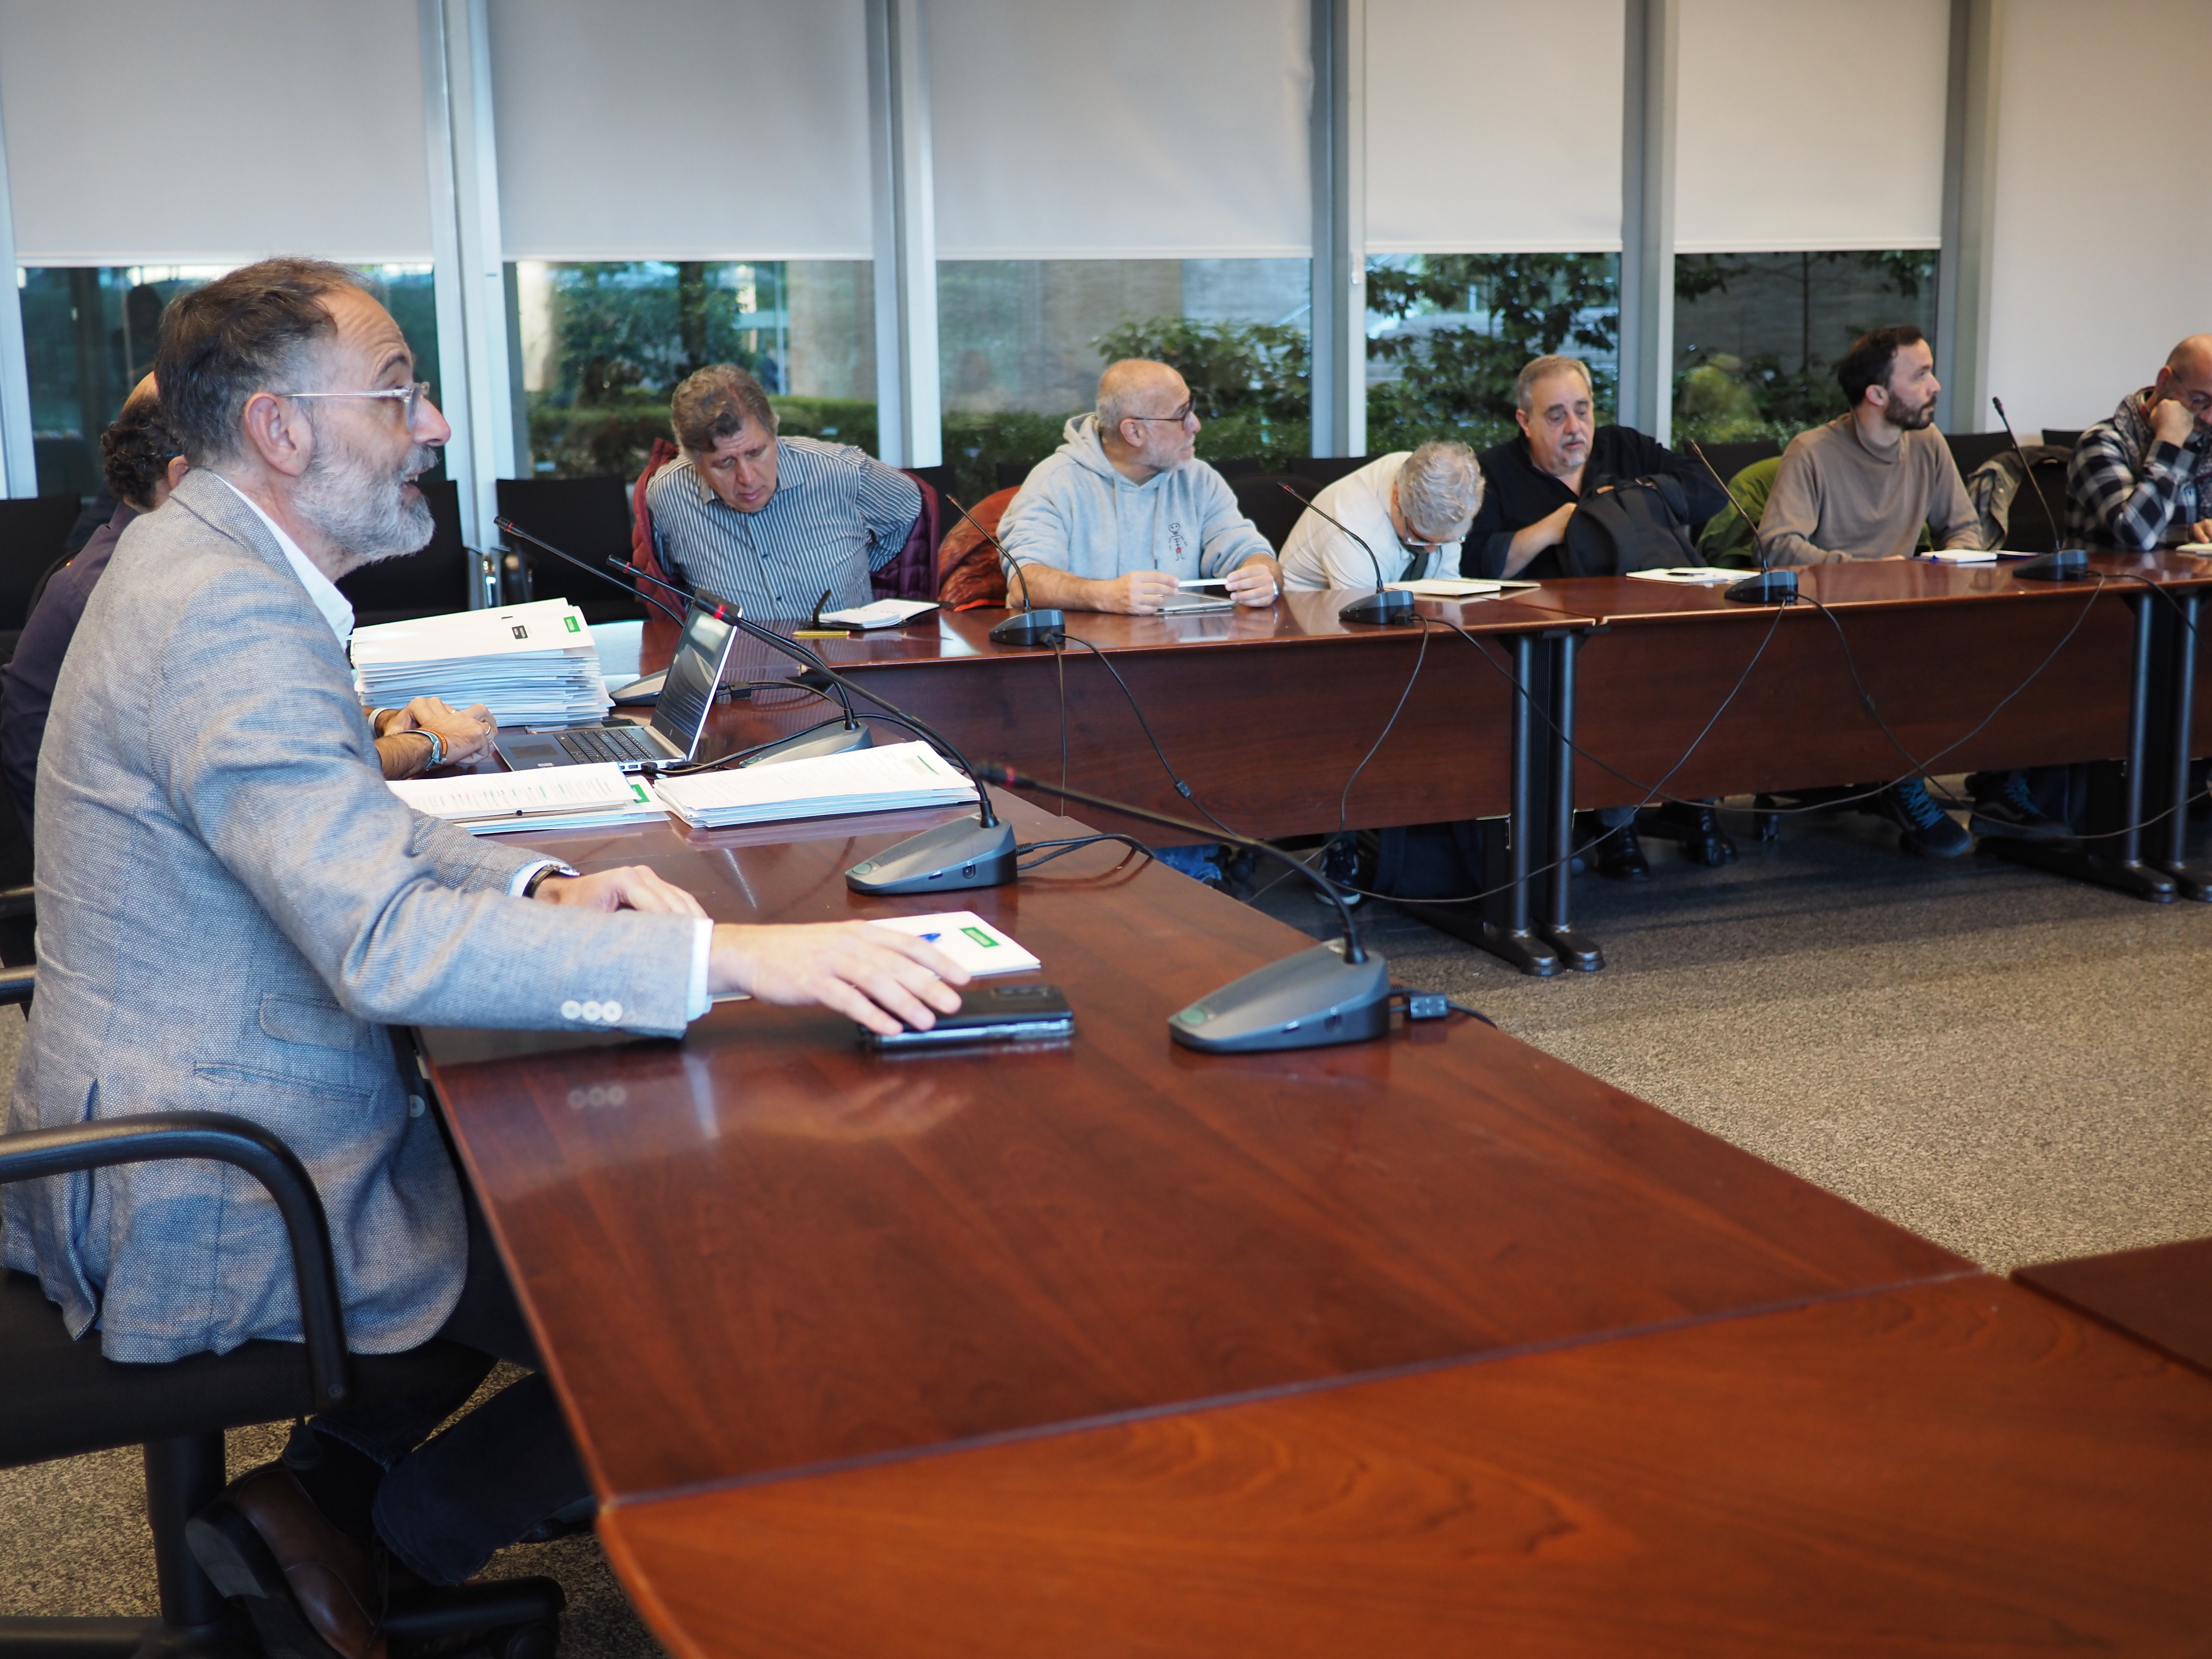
[0,966,564,1657]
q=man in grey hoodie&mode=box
[998,359,1281,613]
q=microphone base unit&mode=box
[1337,588,1420,626]
[988,608,1068,648]
[1725,569,1799,605]
[2012,548,2090,581]
[739,723,876,768]
[1167,942,1392,1053]
[846,812,1019,895]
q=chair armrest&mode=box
[0,1112,351,1407]
[0,885,32,920]
[0,965,30,1007]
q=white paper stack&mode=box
[654,741,975,830]
[353,600,612,728]
[818,598,939,630]
[1625,567,1744,585]
[389,764,664,835]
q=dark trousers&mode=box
[306,1188,593,1585]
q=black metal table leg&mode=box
[1537,630,1603,971]
[2155,591,2212,899]
[1985,591,2177,901]
[1476,635,1560,975]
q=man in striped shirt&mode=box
[644,364,921,618]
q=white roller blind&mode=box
[930,0,1310,260]
[1674,0,1947,252]
[1985,0,2212,433]
[1366,0,1623,254]
[491,0,873,261]
[0,0,431,265]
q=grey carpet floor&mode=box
[5,794,2209,1653]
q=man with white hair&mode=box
[2068,334,2212,550]
[998,358,1281,614]
[1466,354,1729,877]
[1279,441,1483,591]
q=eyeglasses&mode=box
[1126,397,1198,426]
[282,381,435,429]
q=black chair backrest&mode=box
[1682,439,1780,492]
[1289,454,1372,486]
[1210,456,1265,480]
[336,477,473,627]
[2039,429,2084,454]
[1232,474,1311,554]
[1945,431,2015,480]
[994,459,1038,493]
[0,498,87,632]
[494,476,641,624]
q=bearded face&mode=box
[291,408,438,565]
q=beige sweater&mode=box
[1757,415,1980,565]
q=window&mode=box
[1366,255,1621,456]
[937,258,1310,503]
[508,260,875,481]
[1671,251,1939,445]
[19,264,439,499]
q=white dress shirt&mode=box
[1278,453,1465,591]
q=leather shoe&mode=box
[1577,812,1648,880]
[187,1463,388,1659]
[1654,800,1738,866]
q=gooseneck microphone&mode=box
[976,762,1391,1054]
[1689,442,1798,606]
[942,494,1067,648]
[495,516,872,765]
[495,520,1017,892]
[1279,483,1417,626]
[1991,396,2088,581]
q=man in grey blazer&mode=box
[1,258,965,1656]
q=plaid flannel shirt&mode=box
[2067,389,2212,550]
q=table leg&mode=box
[1473,635,1562,977]
[2154,592,2212,899]
[1983,593,2177,902]
[1537,630,1603,972]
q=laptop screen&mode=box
[649,605,737,760]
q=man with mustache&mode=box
[1757,325,2059,854]
[1465,355,1729,878]
[3,258,965,1659]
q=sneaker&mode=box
[1968,774,2071,841]
[1317,834,1363,907]
[1875,779,1970,857]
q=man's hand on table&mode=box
[387,696,498,764]
[1224,555,1281,607]
[533,866,707,916]
[1098,570,1180,614]
[708,921,968,1034]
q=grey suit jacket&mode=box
[2,470,698,1362]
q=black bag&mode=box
[1560,474,1697,576]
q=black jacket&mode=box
[1469,426,1726,579]
[1,502,138,830]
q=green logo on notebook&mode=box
[959,926,998,948]
[565,616,580,632]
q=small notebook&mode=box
[1387,578,1502,599]
[1924,549,1998,564]
[869,911,1041,975]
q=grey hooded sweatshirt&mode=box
[998,414,1275,584]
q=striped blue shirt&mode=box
[644,437,921,619]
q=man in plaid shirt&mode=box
[2067,336,2212,549]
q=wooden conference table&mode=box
[417,792,2212,1656]
[644,551,2212,979]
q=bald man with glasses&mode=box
[998,358,1281,614]
[2068,335,2212,550]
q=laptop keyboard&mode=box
[556,724,663,765]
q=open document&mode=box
[654,741,976,830]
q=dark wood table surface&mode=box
[1508,556,2207,810]
[651,588,1585,842]
[2013,1234,2212,1377]
[600,1274,2212,1658]
[419,792,1963,1504]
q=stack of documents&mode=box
[353,600,612,728]
[390,764,663,835]
[654,741,975,830]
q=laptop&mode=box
[494,601,739,773]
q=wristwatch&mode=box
[522,862,579,900]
